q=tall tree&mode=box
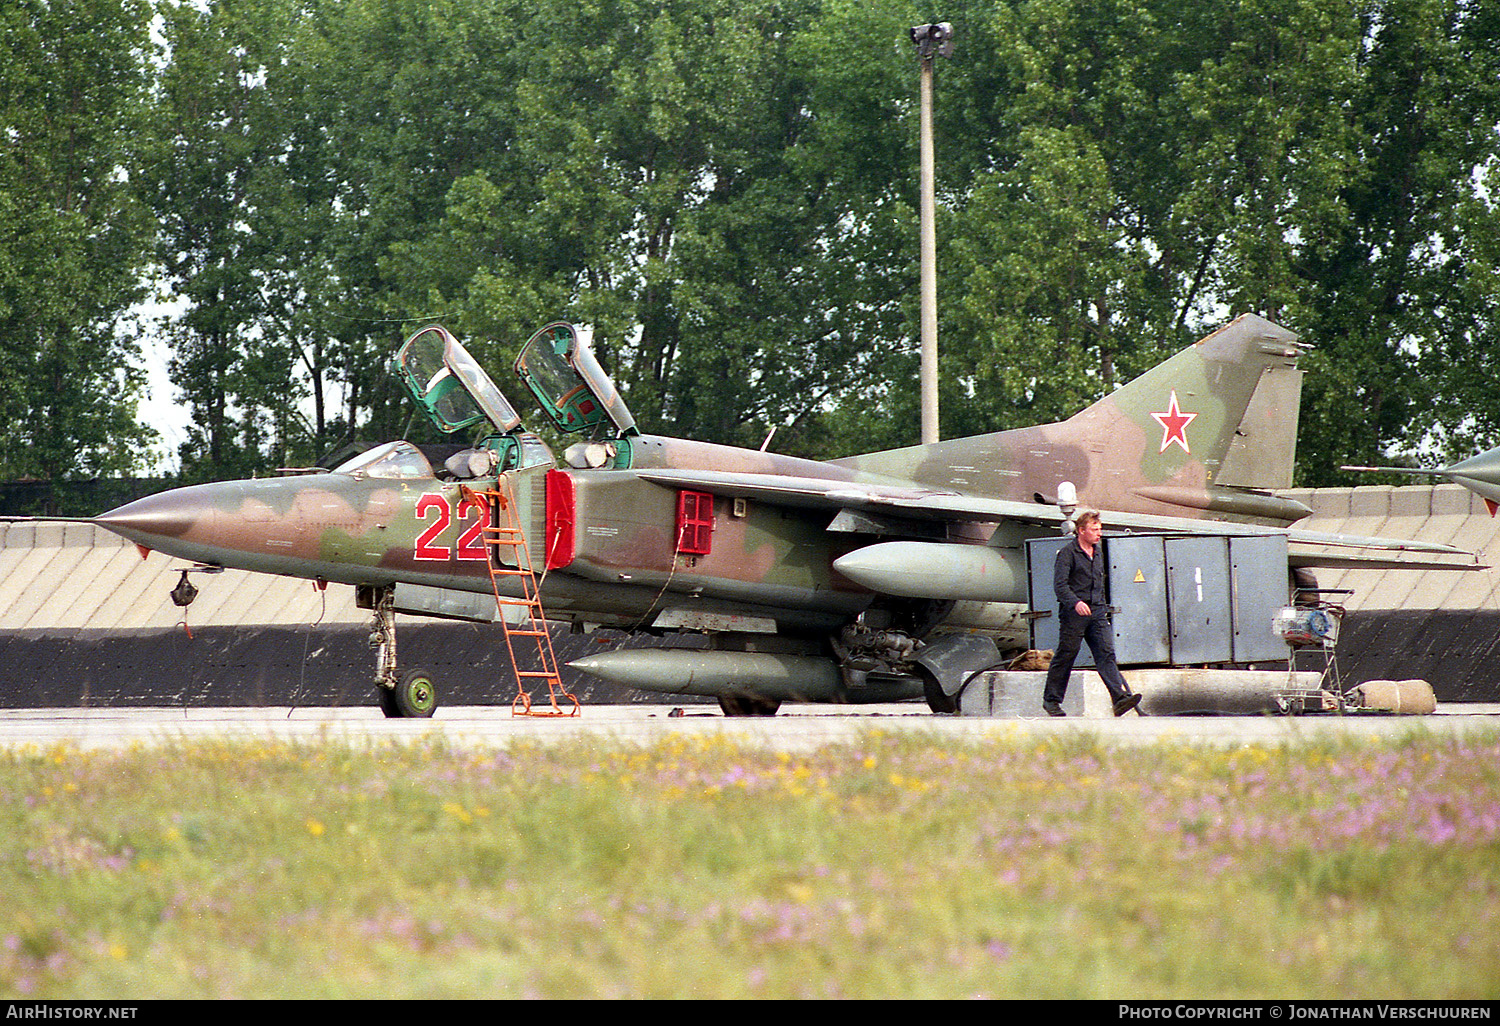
[935,0,1371,439]
[0,0,158,502]
[377,0,924,456]
[305,0,535,446]
[1299,0,1500,481]
[128,0,1500,485]
[936,0,1500,484]
[148,0,313,481]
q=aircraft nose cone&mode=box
[93,487,211,546]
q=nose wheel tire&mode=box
[382,668,438,718]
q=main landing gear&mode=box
[364,585,438,718]
[717,693,782,717]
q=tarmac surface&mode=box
[1,702,1497,754]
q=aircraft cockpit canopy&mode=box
[394,325,524,435]
[514,322,637,437]
[333,441,435,480]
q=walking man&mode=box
[1043,511,1142,717]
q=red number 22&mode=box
[414,494,488,561]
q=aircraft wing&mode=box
[633,468,1482,570]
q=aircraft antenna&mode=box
[462,481,580,717]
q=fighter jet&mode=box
[93,315,1475,716]
[1343,447,1500,516]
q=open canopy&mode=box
[393,325,523,435]
[514,322,637,437]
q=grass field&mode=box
[3,727,1498,999]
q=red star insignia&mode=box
[1151,390,1197,454]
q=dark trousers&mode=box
[1043,608,1132,705]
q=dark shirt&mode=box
[1053,536,1108,612]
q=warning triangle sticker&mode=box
[1134,570,1146,583]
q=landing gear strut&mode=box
[367,585,438,718]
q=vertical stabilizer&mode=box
[1213,362,1303,490]
[1087,313,1305,494]
[834,314,1308,524]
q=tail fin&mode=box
[1083,313,1306,492]
[835,314,1308,523]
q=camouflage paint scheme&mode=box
[95,316,1476,715]
[834,315,1309,524]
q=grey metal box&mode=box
[1106,535,1172,664]
[1026,531,1289,668]
[1230,534,1291,663]
[1166,535,1233,664]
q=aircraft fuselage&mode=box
[94,439,910,635]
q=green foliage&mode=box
[3,732,1497,998]
[145,0,321,480]
[381,0,922,455]
[1298,0,1500,480]
[0,0,159,491]
[6,0,1500,481]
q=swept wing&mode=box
[634,467,1481,571]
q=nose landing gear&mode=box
[366,585,438,718]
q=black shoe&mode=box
[1112,693,1142,717]
[1042,700,1066,717]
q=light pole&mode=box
[909,22,954,445]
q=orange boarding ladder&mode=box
[461,481,579,717]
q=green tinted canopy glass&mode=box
[394,326,523,435]
[514,322,637,436]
